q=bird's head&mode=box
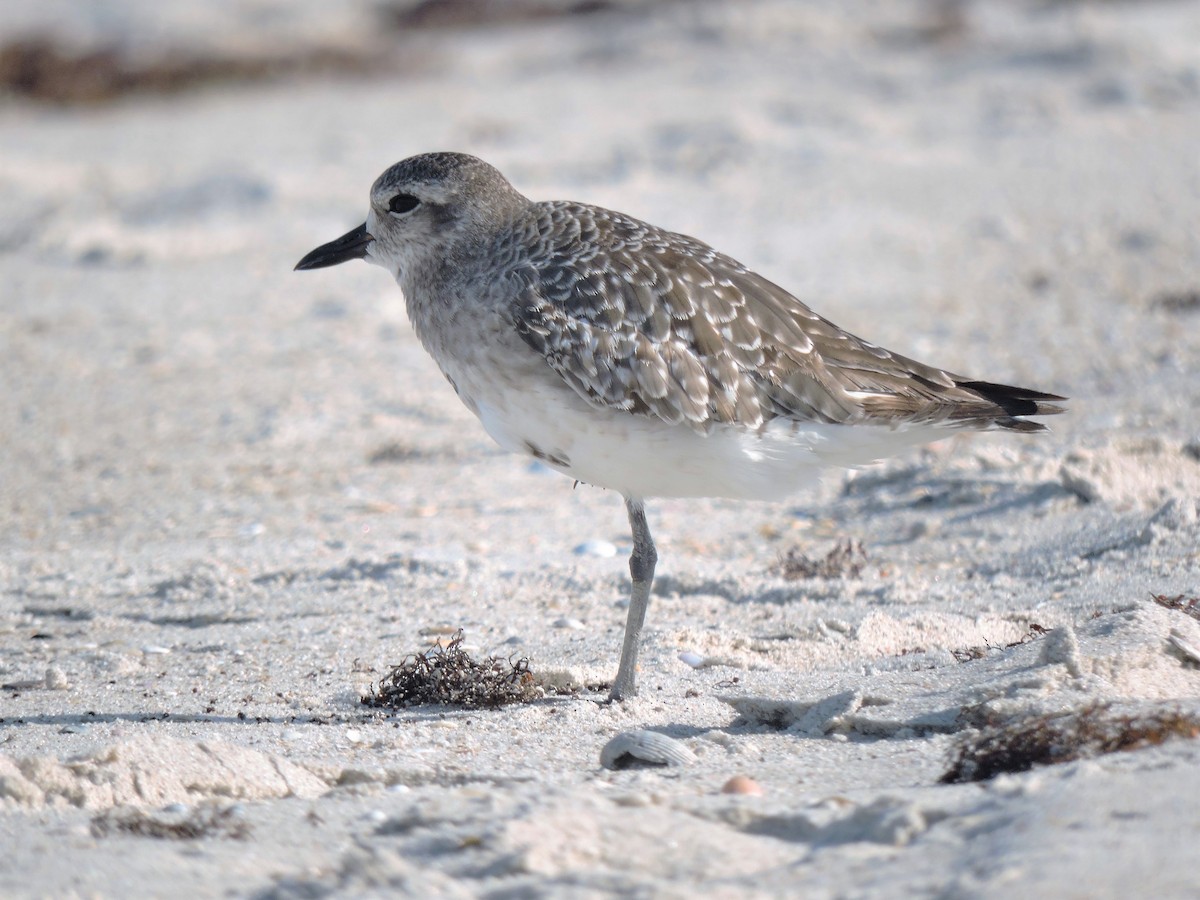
[294,152,524,278]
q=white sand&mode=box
[2,1,1199,896]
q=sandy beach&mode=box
[2,1,1199,896]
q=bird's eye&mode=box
[388,193,421,215]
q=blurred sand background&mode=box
[1,1,1199,896]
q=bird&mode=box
[295,151,1065,702]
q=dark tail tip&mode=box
[956,380,1068,423]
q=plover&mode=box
[296,152,1065,701]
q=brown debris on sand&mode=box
[363,630,540,710]
[773,539,867,580]
[1151,592,1200,622]
[941,703,1200,784]
[91,803,251,841]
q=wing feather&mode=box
[510,202,1065,434]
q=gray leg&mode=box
[610,497,657,702]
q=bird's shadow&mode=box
[833,468,1073,526]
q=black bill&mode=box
[294,222,373,270]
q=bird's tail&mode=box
[954,380,1067,433]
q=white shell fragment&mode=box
[574,539,618,558]
[1168,631,1200,666]
[600,730,698,770]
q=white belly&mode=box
[446,350,942,501]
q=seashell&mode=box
[1169,631,1200,665]
[720,775,764,795]
[600,729,697,770]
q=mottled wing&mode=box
[512,202,1064,434]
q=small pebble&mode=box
[141,645,171,655]
[720,775,764,796]
[44,667,70,690]
[574,539,618,558]
[345,729,364,744]
[678,651,704,668]
[553,617,585,630]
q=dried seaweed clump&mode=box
[941,704,1200,784]
[362,631,540,709]
[773,539,866,580]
